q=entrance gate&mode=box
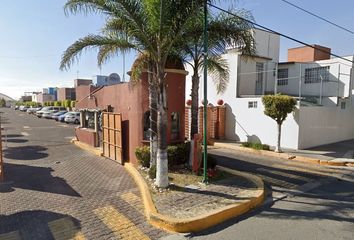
[102,113,123,164]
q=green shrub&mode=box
[242,142,270,151]
[135,146,150,168]
[148,164,156,179]
[167,142,190,167]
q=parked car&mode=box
[64,112,80,124]
[42,110,59,119]
[36,106,66,118]
[27,107,41,114]
[19,105,29,112]
[57,112,70,122]
[14,105,19,110]
[52,111,67,120]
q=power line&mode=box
[208,3,354,64]
[279,0,354,35]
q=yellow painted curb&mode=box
[124,163,265,233]
[213,142,348,167]
[71,138,103,157]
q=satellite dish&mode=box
[108,73,121,84]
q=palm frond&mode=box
[207,56,229,94]
[60,34,134,70]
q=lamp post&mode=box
[202,0,208,183]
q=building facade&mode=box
[185,29,354,149]
[57,88,76,101]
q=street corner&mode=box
[125,163,265,233]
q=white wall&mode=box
[253,29,280,62]
[226,98,300,149]
[278,57,354,101]
[298,104,354,149]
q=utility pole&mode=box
[202,0,208,183]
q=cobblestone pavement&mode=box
[0,108,167,240]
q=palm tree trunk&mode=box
[155,68,169,188]
[148,65,157,167]
[190,69,200,139]
[275,123,282,153]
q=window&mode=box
[83,111,95,129]
[341,102,346,110]
[304,66,330,84]
[170,112,180,141]
[277,69,288,86]
[143,111,150,140]
[248,101,257,108]
[255,63,264,95]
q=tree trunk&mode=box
[148,65,158,167]
[190,69,200,140]
[155,67,169,188]
[275,123,282,153]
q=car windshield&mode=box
[41,107,51,111]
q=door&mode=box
[102,112,123,164]
[255,62,264,95]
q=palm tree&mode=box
[177,10,255,139]
[60,0,205,188]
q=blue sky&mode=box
[1,0,354,99]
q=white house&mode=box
[185,28,354,149]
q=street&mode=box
[0,108,167,240]
[1,108,354,240]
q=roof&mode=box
[0,93,15,101]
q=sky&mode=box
[1,0,354,99]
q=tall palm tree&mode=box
[60,0,205,188]
[177,10,255,139]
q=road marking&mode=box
[94,205,150,240]
[23,126,30,129]
[48,217,85,240]
[20,132,29,136]
[121,192,144,213]
[0,230,21,240]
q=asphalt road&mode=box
[163,148,354,240]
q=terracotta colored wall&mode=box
[76,85,100,103]
[57,88,76,101]
[75,128,98,147]
[288,45,331,62]
[166,72,186,143]
[76,69,186,165]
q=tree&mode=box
[0,98,6,107]
[54,101,62,107]
[177,10,255,139]
[60,0,205,188]
[64,99,72,108]
[262,94,296,153]
[70,101,76,109]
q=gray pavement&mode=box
[162,148,354,240]
[0,108,167,240]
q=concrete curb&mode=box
[124,163,265,233]
[213,142,348,167]
[71,138,103,157]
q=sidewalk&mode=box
[213,140,354,167]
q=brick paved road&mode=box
[0,108,167,240]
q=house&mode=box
[185,28,354,149]
[74,58,188,164]
[57,87,76,101]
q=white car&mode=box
[64,112,80,124]
[42,110,59,119]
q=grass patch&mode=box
[241,142,270,151]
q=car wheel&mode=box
[74,119,79,124]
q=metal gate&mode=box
[102,112,123,164]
